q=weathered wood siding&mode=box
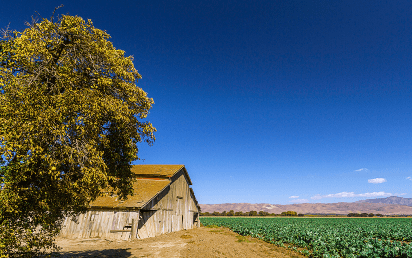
[60,168,199,240]
[137,170,200,239]
[60,210,139,240]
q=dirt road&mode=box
[55,226,305,257]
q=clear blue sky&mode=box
[2,0,412,205]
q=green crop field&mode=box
[200,217,412,257]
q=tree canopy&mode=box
[0,14,155,256]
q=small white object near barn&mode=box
[60,165,200,240]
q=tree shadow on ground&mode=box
[53,248,133,258]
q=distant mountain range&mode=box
[199,196,412,215]
[356,196,412,206]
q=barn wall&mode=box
[190,189,201,227]
[137,170,200,239]
[60,210,139,240]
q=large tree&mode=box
[0,13,155,256]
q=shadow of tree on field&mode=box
[53,248,133,258]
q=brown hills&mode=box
[357,196,412,206]
[200,201,412,215]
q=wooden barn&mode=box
[60,165,200,240]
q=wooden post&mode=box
[130,219,136,240]
[131,210,139,240]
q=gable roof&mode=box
[131,165,192,185]
[131,164,183,177]
[90,178,170,209]
[89,165,193,209]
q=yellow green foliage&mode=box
[0,14,155,256]
[281,211,298,216]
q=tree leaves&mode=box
[0,13,155,256]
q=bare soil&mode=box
[55,226,306,257]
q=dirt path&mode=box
[55,226,306,257]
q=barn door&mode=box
[177,197,183,230]
[137,210,156,239]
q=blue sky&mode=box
[2,0,412,205]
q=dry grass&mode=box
[236,235,251,243]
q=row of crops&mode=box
[201,217,412,257]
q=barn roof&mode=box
[131,164,192,185]
[90,178,170,209]
[89,165,193,209]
